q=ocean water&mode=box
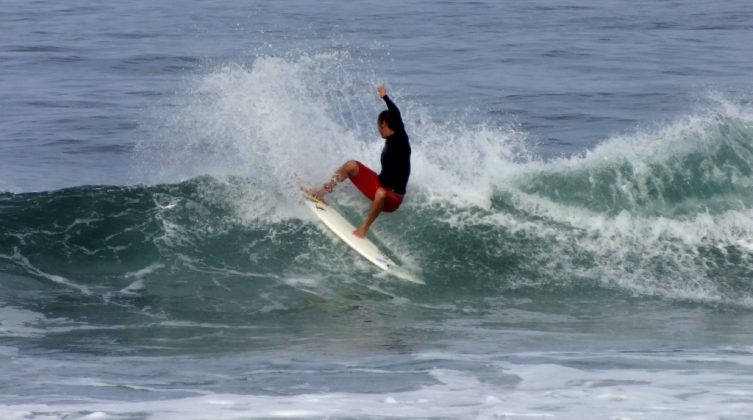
[3,0,753,418]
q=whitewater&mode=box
[3,0,753,418]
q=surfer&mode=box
[311,84,411,238]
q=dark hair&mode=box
[378,110,392,129]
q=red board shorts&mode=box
[349,161,404,213]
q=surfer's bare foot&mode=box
[353,226,368,238]
[310,179,337,199]
[309,187,327,199]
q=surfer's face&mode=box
[378,121,393,139]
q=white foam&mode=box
[118,279,144,295]
[0,306,46,338]
[3,350,753,419]
[116,263,165,295]
[0,248,91,295]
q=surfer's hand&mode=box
[377,84,387,98]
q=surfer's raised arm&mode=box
[377,85,405,133]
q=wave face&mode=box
[4,54,753,338]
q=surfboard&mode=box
[300,189,423,285]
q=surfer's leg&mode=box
[336,160,360,181]
[312,160,360,198]
[353,187,386,238]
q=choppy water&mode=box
[3,0,753,418]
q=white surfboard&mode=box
[301,190,423,285]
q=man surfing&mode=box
[311,84,411,238]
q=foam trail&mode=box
[0,248,91,295]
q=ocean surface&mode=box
[3,0,753,418]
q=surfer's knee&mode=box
[342,160,359,177]
[374,187,387,201]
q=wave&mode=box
[3,52,753,317]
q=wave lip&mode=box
[515,97,753,217]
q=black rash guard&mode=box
[378,95,411,195]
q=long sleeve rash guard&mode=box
[378,95,411,195]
